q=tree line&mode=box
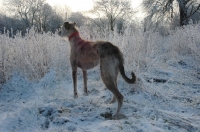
[0,0,200,35]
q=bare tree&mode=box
[3,0,64,32]
[36,3,54,32]
[4,0,47,27]
[53,5,71,21]
[88,0,133,31]
[68,12,87,26]
[143,0,200,29]
[177,0,200,25]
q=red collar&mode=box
[69,31,79,41]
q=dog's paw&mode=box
[100,112,112,119]
[112,113,127,120]
[74,94,78,99]
[84,92,88,96]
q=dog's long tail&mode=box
[119,63,136,84]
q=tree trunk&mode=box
[178,1,188,26]
[110,15,114,31]
[179,6,188,26]
[110,22,114,31]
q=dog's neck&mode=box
[69,31,79,41]
[68,31,89,48]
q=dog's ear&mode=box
[64,22,70,29]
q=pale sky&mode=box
[0,0,142,15]
[46,0,142,12]
[46,0,94,12]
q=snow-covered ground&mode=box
[0,24,200,131]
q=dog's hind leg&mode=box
[109,74,118,103]
[110,84,124,116]
[82,70,88,95]
[109,81,117,103]
[100,60,125,119]
[102,77,124,118]
[110,95,116,103]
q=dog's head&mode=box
[59,22,77,37]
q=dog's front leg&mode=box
[71,60,78,98]
[82,70,88,95]
[72,70,78,98]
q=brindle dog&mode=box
[59,22,136,119]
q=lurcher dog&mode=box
[59,22,136,119]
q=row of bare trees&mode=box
[0,0,134,34]
[143,0,200,31]
[0,0,200,34]
[1,0,70,33]
[88,0,133,31]
[87,0,200,33]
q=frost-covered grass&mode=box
[0,23,200,132]
[0,28,72,84]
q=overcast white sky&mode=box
[46,0,142,12]
[0,0,142,13]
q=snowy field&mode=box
[0,24,200,132]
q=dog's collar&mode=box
[69,31,79,41]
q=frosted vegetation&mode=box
[0,23,200,131]
[1,24,199,85]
